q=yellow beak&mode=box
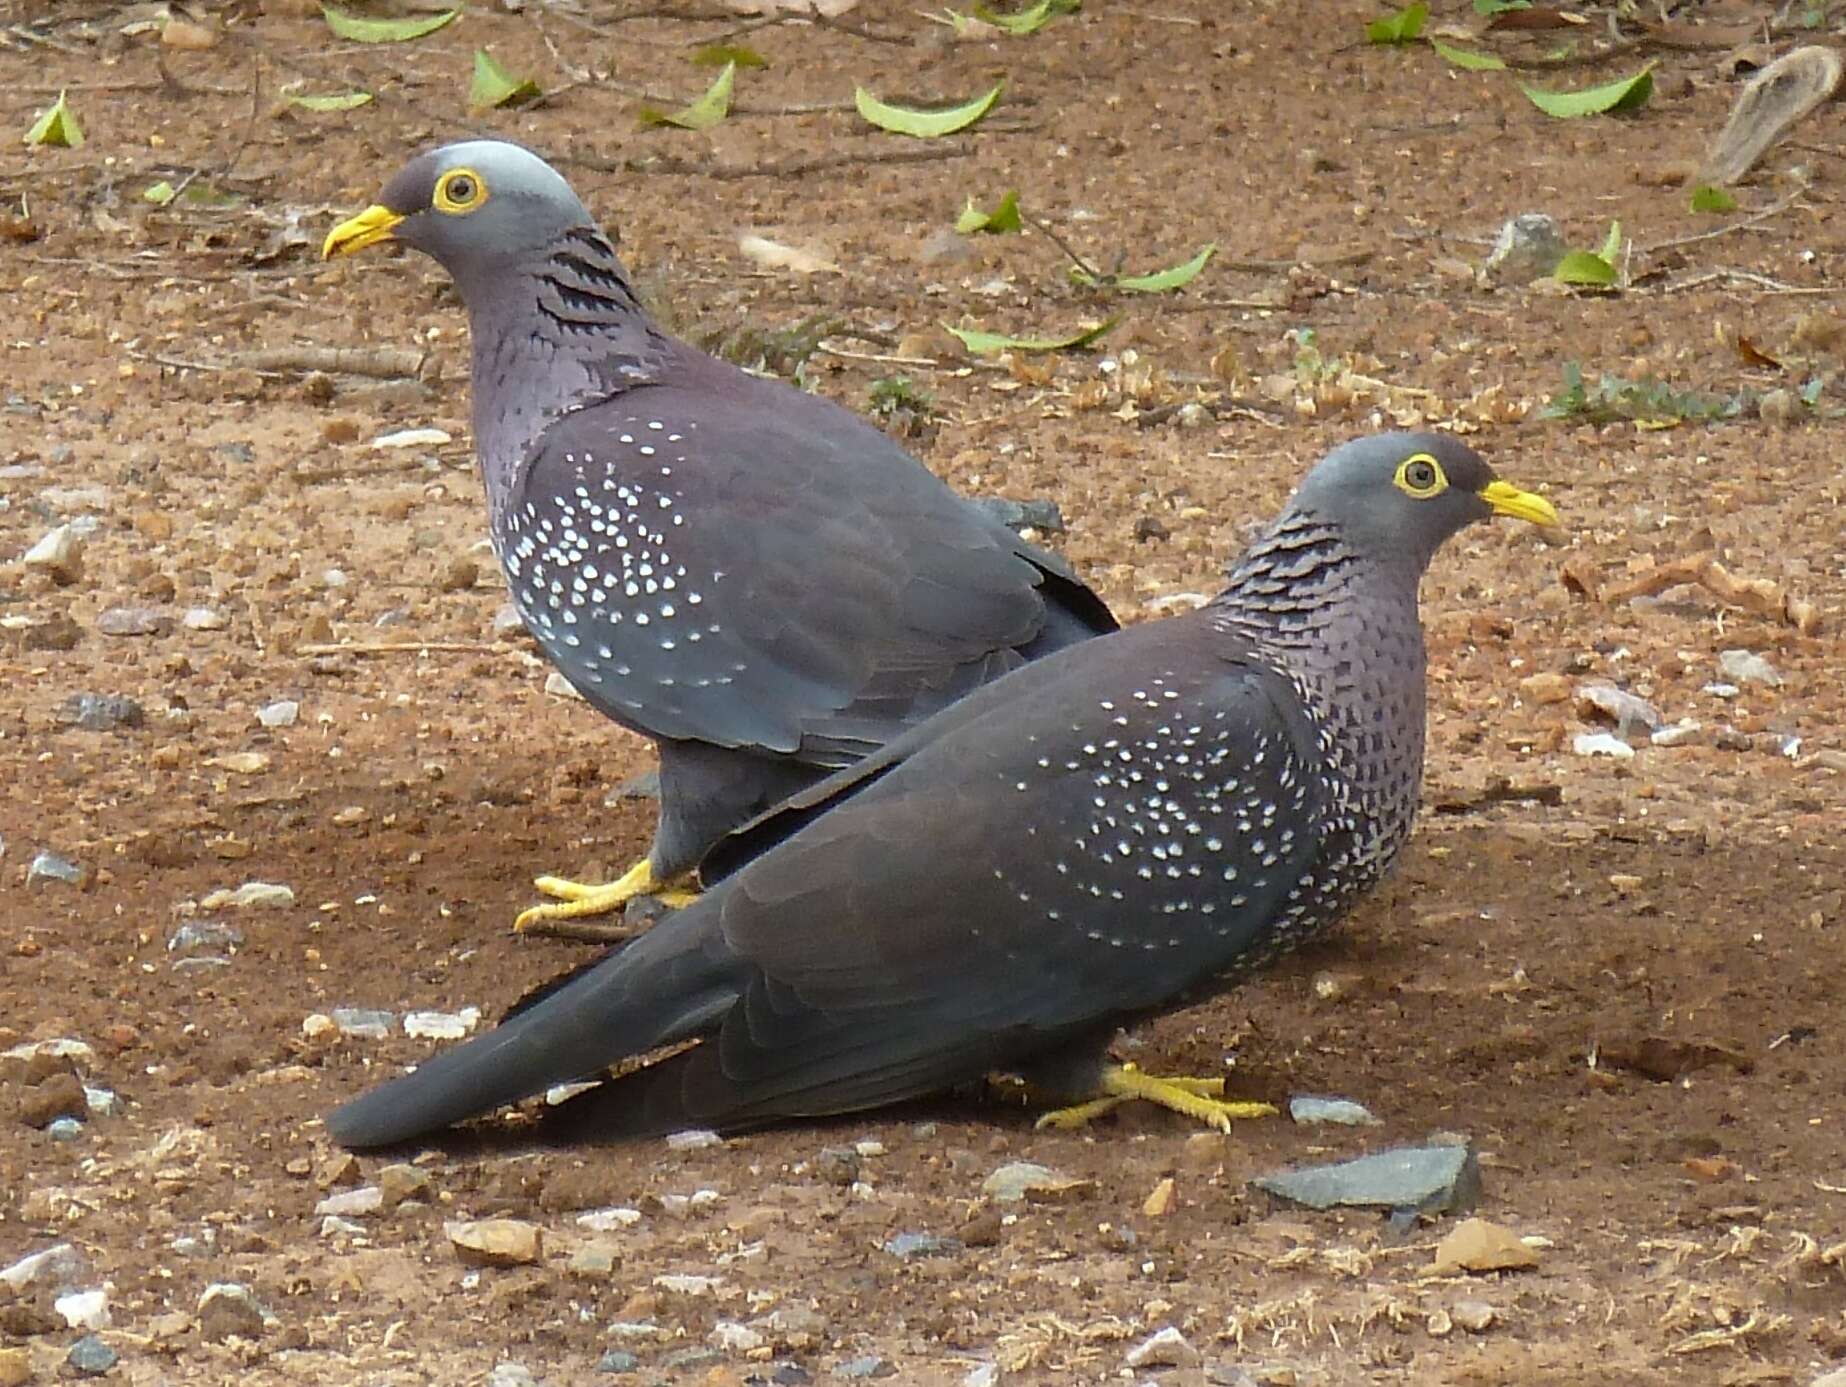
[322,204,404,259]
[1480,478,1561,528]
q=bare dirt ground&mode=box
[2,0,1844,1383]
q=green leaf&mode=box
[1072,242,1216,294]
[321,4,458,42]
[1521,65,1654,118]
[1596,219,1622,264]
[143,180,176,206]
[639,61,735,130]
[1365,1,1428,44]
[970,0,1079,35]
[1689,184,1737,214]
[23,90,83,148]
[855,82,1003,138]
[692,43,767,69]
[955,190,1022,234]
[1430,38,1505,70]
[288,90,374,112]
[470,49,541,111]
[1554,250,1615,287]
[1473,0,1528,11]
[944,317,1118,355]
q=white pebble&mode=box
[1572,732,1634,760]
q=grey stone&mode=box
[1482,213,1569,283]
[492,602,527,634]
[487,1365,542,1387]
[168,920,244,957]
[1253,1143,1481,1215]
[47,1117,84,1141]
[1125,1326,1200,1369]
[1572,732,1635,760]
[26,850,85,887]
[0,1243,87,1291]
[980,1161,1094,1204]
[65,1335,116,1376]
[1717,649,1781,686]
[596,1351,640,1374]
[813,1147,863,1186]
[95,604,174,636]
[256,699,300,728]
[1650,721,1704,748]
[1451,1299,1496,1332]
[837,1357,895,1379]
[658,1348,722,1371]
[183,606,227,630]
[1288,1095,1382,1126]
[56,693,146,732]
[1576,683,1661,736]
[198,1281,269,1341]
[881,1231,962,1260]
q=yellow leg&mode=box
[514,858,700,935]
[1034,1063,1277,1133]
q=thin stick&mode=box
[1639,184,1808,254]
[1018,209,1103,282]
[233,345,427,379]
[295,642,506,656]
[816,342,940,368]
[517,918,638,944]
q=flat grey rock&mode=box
[1253,1143,1480,1214]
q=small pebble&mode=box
[1572,732,1635,760]
[596,1351,640,1375]
[577,1207,643,1232]
[0,1243,86,1290]
[1482,213,1569,283]
[1288,1095,1381,1127]
[54,1289,109,1331]
[486,1365,540,1387]
[981,1161,1096,1204]
[1576,683,1661,736]
[813,1147,863,1186]
[47,1117,85,1141]
[544,671,585,701]
[664,1128,722,1150]
[404,1007,480,1040]
[82,1087,121,1117]
[372,427,452,450]
[881,1232,962,1260]
[315,1186,384,1218]
[447,1218,543,1267]
[256,699,300,728]
[1451,1299,1496,1332]
[836,1356,895,1379]
[1125,1327,1200,1370]
[200,881,295,910]
[65,1335,115,1376]
[492,602,526,634]
[330,1008,394,1040]
[709,1320,765,1352]
[1651,721,1704,748]
[22,523,84,583]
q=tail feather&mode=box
[327,906,744,1149]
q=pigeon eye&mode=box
[435,170,487,214]
[1395,455,1445,497]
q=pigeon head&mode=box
[322,140,596,292]
[1284,431,1558,569]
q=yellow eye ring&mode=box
[1394,453,1447,499]
[434,168,488,215]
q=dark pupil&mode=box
[1409,463,1434,488]
[447,176,474,203]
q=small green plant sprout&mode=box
[24,91,82,148]
[1540,362,1743,426]
[856,83,1003,138]
[1553,221,1623,289]
[956,191,1023,235]
[1430,39,1505,71]
[971,0,1079,35]
[1366,2,1427,44]
[640,62,735,130]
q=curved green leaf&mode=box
[1366,1,1427,44]
[470,50,541,111]
[640,61,735,130]
[1430,38,1505,70]
[1554,251,1615,287]
[945,317,1117,355]
[24,90,83,148]
[289,90,374,112]
[321,5,458,42]
[1072,243,1216,294]
[956,190,1022,234]
[856,82,1003,138]
[1522,65,1654,118]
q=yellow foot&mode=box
[1034,1064,1277,1133]
[514,858,700,937]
